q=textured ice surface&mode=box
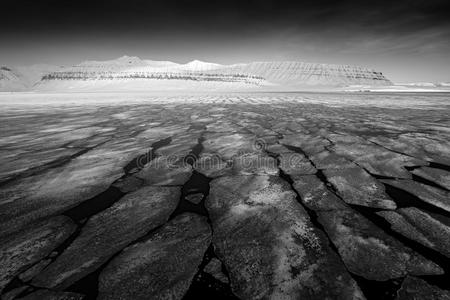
[0,92,449,299]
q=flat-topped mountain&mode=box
[212,61,391,87]
[1,56,392,91]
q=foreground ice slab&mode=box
[32,186,180,289]
[323,167,396,209]
[204,258,229,284]
[292,175,348,211]
[328,135,428,179]
[396,276,450,300]
[194,154,231,178]
[0,216,76,292]
[135,156,192,186]
[378,207,450,258]
[98,213,211,300]
[201,133,257,160]
[231,153,279,176]
[17,290,85,300]
[0,140,148,237]
[411,166,450,190]
[280,134,331,156]
[288,174,442,281]
[207,175,365,299]
[309,150,355,170]
[381,179,450,213]
[318,207,443,280]
[371,133,450,166]
[278,152,317,176]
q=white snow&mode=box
[3,56,448,92]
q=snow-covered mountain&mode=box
[211,61,391,87]
[0,67,26,91]
[0,64,62,91]
[2,56,394,91]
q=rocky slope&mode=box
[1,56,392,91]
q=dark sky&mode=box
[1,0,449,82]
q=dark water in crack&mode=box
[429,162,450,172]
[169,171,211,219]
[183,245,239,300]
[410,173,450,191]
[351,275,403,300]
[170,135,211,218]
[383,183,450,219]
[63,187,125,221]
[177,135,240,299]
[63,137,172,221]
[184,272,240,300]
[65,258,112,300]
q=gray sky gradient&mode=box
[1,0,449,82]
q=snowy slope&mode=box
[13,64,62,87]
[0,67,27,91]
[0,64,62,91]
[175,60,223,71]
[34,57,392,91]
[35,57,267,91]
[2,56,395,91]
[215,61,392,86]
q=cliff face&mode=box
[214,61,392,87]
[3,56,393,91]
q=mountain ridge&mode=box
[1,56,393,91]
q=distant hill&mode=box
[0,67,26,91]
[0,65,62,91]
[1,56,393,92]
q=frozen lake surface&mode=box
[1,92,449,299]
